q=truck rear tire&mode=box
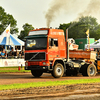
[52,63,64,78]
[31,70,43,77]
[87,64,97,77]
[81,64,97,77]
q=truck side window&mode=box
[54,39,58,47]
[49,38,58,47]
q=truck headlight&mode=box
[25,62,28,66]
[43,62,46,65]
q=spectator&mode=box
[14,48,19,58]
[0,51,1,58]
[5,51,8,59]
[19,49,25,58]
[8,51,12,57]
[1,49,5,58]
[8,48,13,57]
[1,46,4,51]
[11,48,14,56]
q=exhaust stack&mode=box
[66,29,69,61]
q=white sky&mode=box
[0,0,93,33]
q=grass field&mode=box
[0,78,100,90]
[0,67,100,91]
[0,67,30,73]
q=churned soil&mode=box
[0,73,100,99]
[0,83,100,100]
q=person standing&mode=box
[1,49,5,59]
[14,48,19,58]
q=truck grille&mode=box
[25,52,45,61]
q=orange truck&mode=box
[25,28,100,78]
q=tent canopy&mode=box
[0,24,24,46]
[0,34,24,46]
[85,39,100,49]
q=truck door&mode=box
[58,38,66,58]
[48,38,59,60]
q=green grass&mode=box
[0,78,100,90]
[0,67,30,73]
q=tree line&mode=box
[59,16,100,40]
[0,6,100,40]
[0,6,34,40]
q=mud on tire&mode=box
[87,64,97,77]
[52,63,64,78]
[80,64,97,77]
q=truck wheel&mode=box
[87,64,97,77]
[52,63,64,78]
[81,64,97,77]
[31,70,43,77]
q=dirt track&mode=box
[1,72,100,100]
[1,72,100,85]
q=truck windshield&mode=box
[25,37,47,50]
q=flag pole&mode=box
[86,29,90,51]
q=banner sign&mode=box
[0,59,25,67]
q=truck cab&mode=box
[25,28,66,78]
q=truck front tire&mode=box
[31,70,43,77]
[52,63,64,78]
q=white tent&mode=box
[0,24,24,51]
[85,39,100,49]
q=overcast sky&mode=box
[1,0,99,33]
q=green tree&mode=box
[68,22,87,39]
[59,23,71,39]
[0,6,18,34]
[78,16,99,39]
[59,23,70,33]
[59,16,100,39]
[95,25,100,40]
[78,16,98,29]
[18,23,34,40]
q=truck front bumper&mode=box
[25,65,50,71]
